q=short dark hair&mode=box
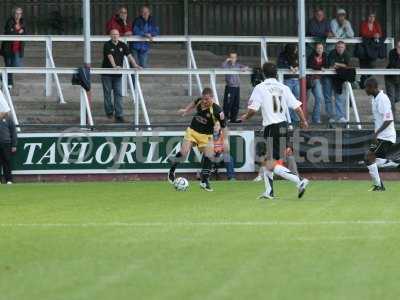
[202,87,213,97]
[262,62,277,79]
[336,40,346,46]
[365,77,379,89]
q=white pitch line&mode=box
[1,220,400,227]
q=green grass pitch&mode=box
[1,180,400,300]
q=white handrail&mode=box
[45,39,66,104]
[0,35,395,45]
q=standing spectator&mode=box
[222,51,247,123]
[212,121,235,180]
[330,9,354,39]
[307,43,334,124]
[385,41,400,121]
[130,6,159,67]
[359,13,383,88]
[102,29,141,123]
[106,6,132,36]
[0,7,26,90]
[327,41,351,122]
[0,92,17,184]
[278,44,300,123]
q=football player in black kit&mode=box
[168,88,228,192]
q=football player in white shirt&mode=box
[365,77,398,191]
[240,63,310,199]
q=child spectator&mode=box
[222,51,248,123]
[212,121,235,180]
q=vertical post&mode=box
[260,38,268,66]
[121,37,128,97]
[386,0,393,41]
[210,72,219,105]
[187,37,193,96]
[83,0,92,127]
[134,73,140,127]
[297,0,307,118]
[80,88,87,126]
[45,38,53,97]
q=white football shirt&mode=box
[372,90,396,143]
[248,78,302,127]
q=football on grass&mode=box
[174,177,189,191]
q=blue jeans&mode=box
[214,153,235,179]
[310,77,335,123]
[102,75,123,118]
[3,53,22,86]
[284,78,300,123]
[324,77,346,121]
[132,49,149,68]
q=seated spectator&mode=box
[102,29,141,123]
[330,9,354,39]
[222,51,248,123]
[385,40,400,121]
[0,93,17,184]
[307,8,333,39]
[307,43,334,124]
[327,41,351,123]
[359,13,383,88]
[130,6,159,67]
[106,6,132,36]
[0,7,25,91]
[278,44,300,123]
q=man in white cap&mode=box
[0,89,17,184]
[331,9,354,39]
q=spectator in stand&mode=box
[327,41,351,123]
[307,42,334,124]
[222,51,248,123]
[102,29,141,123]
[359,13,383,88]
[106,6,132,36]
[307,8,333,38]
[385,40,400,121]
[0,90,17,184]
[212,121,235,180]
[330,9,354,39]
[0,7,26,91]
[130,6,159,67]
[278,44,300,123]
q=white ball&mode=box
[174,177,189,191]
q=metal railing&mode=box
[2,66,400,132]
[0,35,396,98]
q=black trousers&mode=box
[223,86,240,121]
[0,143,13,183]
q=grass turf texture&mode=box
[1,180,400,300]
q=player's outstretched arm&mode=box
[240,109,257,122]
[178,102,196,116]
[294,107,309,129]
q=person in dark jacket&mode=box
[0,97,17,184]
[326,41,351,123]
[278,44,301,123]
[130,6,159,67]
[106,6,132,36]
[307,43,333,124]
[385,41,400,121]
[1,7,26,89]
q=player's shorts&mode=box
[184,127,212,148]
[369,139,394,158]
[263,121,290,161]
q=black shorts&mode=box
[263,121,290,160]
[369,139,394,159]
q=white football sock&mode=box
[263,169,274,196]
[367,163,381,186]
[376,158,399,168]
[273,164,301,186]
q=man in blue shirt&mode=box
[130,6,159,67]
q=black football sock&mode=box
[200,156,212,183]
[169,151,183,172]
